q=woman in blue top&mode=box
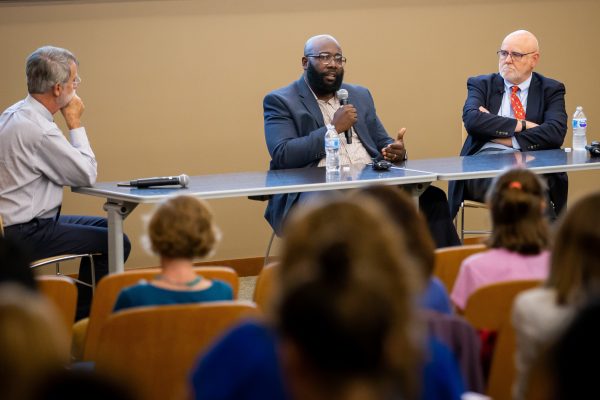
[113,195,232,312]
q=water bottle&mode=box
[572,106,588,151]
[325,125,340,173]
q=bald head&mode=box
[502,30,539,53]
[304,34,341,55]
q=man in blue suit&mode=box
[264,34,460,247]
[449,30,568,219]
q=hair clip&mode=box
[509,181,523,190]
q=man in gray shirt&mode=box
[0,46,130,318]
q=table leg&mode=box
[103,200,137,274]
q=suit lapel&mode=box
[526,73,542,123]
[489,74,505,114]
[297,77,325,127]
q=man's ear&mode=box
[302,56,308,70]
[52,83,61,98]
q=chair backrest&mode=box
[433,244,487,292]
[82,266,239,361]
[464,279,542,400]
[253,262,278,312]
[95,301,259,400]
[36,275,78,341]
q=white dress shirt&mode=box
[0,95,97,226]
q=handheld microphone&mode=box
[337,89,352,144]
[123,174,190,188]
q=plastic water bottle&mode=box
[572,106,588,151]
[325,125,340,173]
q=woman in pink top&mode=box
[451,169,550,311]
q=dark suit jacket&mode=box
[448,72,568,218]
[263,77,393,234]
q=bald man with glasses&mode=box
[449,30,568,219]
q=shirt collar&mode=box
[25,94,54,122]
[504,73,533,94]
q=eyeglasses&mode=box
[497,50,536,61]
[61,75,82,88]
[305,53,347,66]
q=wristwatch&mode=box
[520,120,527,131]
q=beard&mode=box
[57,89,75,109]
[306,62,344,96]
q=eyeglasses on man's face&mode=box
[305,53,347,66]
[497,50,536,61]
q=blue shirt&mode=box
[420,277,453,315]
[113,279,233,312]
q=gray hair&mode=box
[26,46,78,94]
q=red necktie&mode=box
[510,86,526,120]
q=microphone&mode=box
[125,174,190,188]
[337,89,352,144]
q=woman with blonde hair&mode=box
[113,195,232,311]
[451,168,550,311]
[512,191,600,400]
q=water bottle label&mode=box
[573,119,587,129]
[326,137,340,149]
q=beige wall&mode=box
[1,0,599,268]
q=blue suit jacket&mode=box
[263,77,393,234]
[448,72,568,218]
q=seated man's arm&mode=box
[264,93,326,169]
[513,82,567,151]
[462,77,517,142]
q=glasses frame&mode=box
[305,53,347,66]
[496,50,536,61]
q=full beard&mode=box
[306,63,344,97]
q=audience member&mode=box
[354,185,452,314]
[113,195,232,312]
[451,169,550,311]
[0,45,131,319]
[511,191,600,400]
[0,283,69,400]
[0,236,36,290]
[191,196,465,400]
[549,295,600,400]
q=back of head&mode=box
[486,168,548,254]
[353,185,435,278]
[148,195,220,260]
[26,46,77,94]
[277,198,422,398]
[551,296,600,399]
[0,284,69,400]
[547,192,600,305]
[0,236,36,291]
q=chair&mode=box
[81,266,239,361]
[463,279,542,400]
[433,244,487,292]
[457,123,492,242]
[253,262,278,312]
[36,275,78,340]
[0,214,97,292]
[95,301,259,400]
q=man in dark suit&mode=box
[449,30,568,219]
[264,34,460,247]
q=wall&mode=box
[1,0,599,268]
